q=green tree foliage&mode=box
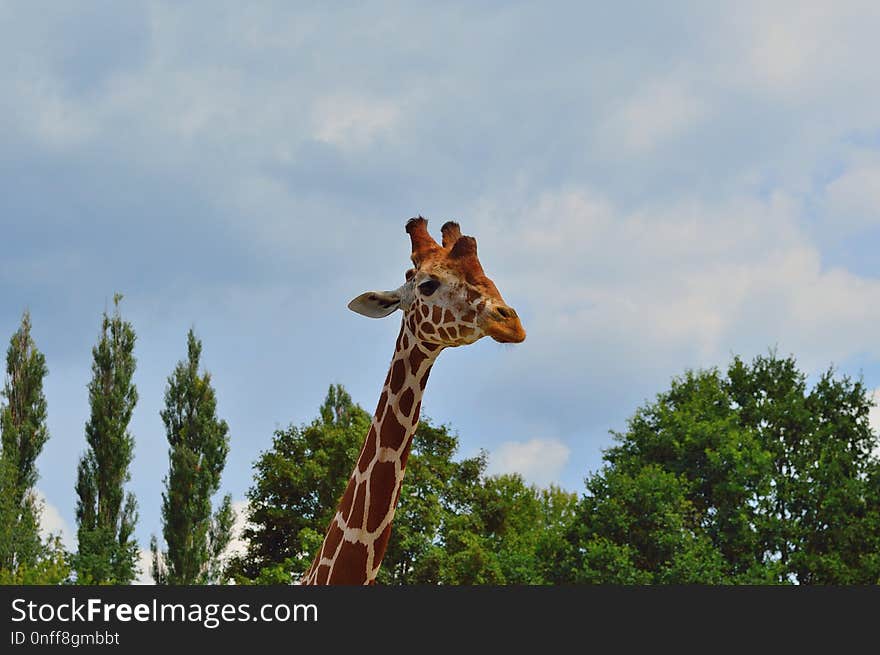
[381,427,576,585]
[230,383,576,585]
[376,421,488,584]
[0,533,69,584]
[432,475,578,585]
[728,355,880,583]
[73,295,140,584]
[151,330,234,584]
[561,352,880,584]
[0,312,68,584]
[227,384,369,583]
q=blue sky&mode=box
[3,2,880,581]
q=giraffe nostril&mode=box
[495,306,517,320]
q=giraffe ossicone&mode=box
[302,216,525,585]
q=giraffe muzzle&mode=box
[485,305,526,343]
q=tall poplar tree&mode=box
[74,295,140,584]
[151,329,233,585]
[0,312,67,583]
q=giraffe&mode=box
[301,216,526,585]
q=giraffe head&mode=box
[349,217,526,346]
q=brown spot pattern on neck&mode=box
[302,320,441,585]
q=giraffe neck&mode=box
[302,320,442,584]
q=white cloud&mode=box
[476,187,880,371]
[134,548,153,585]
[19,82,98,150]
[602,77,708,154]
[312,94,401,150]
[740,4,832,91]
[716,2,880,99]
[487,438,571,487]
[870,389,880,457]
[222,499,251,563]
[826,159,880,227]
[34,490,74,550]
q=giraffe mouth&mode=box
[485,320,526,344]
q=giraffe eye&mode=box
[418,279,440,296]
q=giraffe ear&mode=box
[348,290,401,318]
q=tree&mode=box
[377,421,488,585]
[560,465,728,584]
[151,330,234,585]
[561,352,880,584]
[0,312,68,584]
[436,474,579,585]
[227,384,370,583]
[727,355,880,583]
[73,295,140,584]
[230,382,575,585]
